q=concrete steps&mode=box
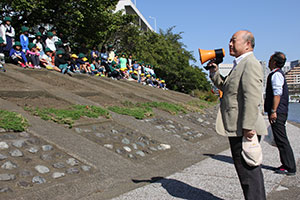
[0,65,230,199]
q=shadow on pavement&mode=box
[132,177,223,200]
[203,154,277,171]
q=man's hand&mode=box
[269,112,277,124]
[243,129,256,140]
[207,60,218,74]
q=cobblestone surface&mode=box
[74,122,171,160]
[142,113,215,143]
[181,108,217,128]
[0,131,92,194]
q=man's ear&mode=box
[246,40,252,50]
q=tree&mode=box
[1,1,211,94]
[116,26,211,93]
[0,0,132,48]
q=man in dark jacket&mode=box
[264,51,296,176]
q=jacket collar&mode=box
[233,51,253,66]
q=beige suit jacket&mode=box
[211,53,267,137]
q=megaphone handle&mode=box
[204,59,218,70]
[215,57,223,65]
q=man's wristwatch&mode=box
[271,109,276,113]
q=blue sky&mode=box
[135,0,300,67]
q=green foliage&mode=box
[116,26,211,93]
[0,109,29,132]
[109,101,187,119]
[108,106,153,120]
[1,1,212,93]
[139,102,187,115]
[24,105,110,128]
[0,0,130,48]
[184,99,217,113]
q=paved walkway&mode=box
[111,121,300,200]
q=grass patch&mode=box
[108,101,187,119]
[108,106,153,119]
[181,99,217,113]
[139,102,187,115]
[24,105,110,128]
[0,110,29,132]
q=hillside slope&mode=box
[0,64,228,200]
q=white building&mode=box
[282,61,291,73]
[115,0,154,32]
[286,63,300,99]
[291,60,300,69]
[260,61,268,90]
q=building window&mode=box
[296,75,300,83]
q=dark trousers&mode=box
[102,62,110,75]
[270,113,296,173]
[109,70,121,80]
[27,54,40,66]
[12,57,25,65]
[229,137,266,200]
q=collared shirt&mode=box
[270,68,284,96]
[232,51,253,71]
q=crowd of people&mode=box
[0,17,167,89]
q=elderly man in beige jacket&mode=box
[208,30,267,200]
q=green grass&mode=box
[139,102,187,115]
[183,99,217,113]
[108,106,153,119]
[24,105,110,128]
[108,101,187,119]
[0,110,29,132]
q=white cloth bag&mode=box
[241,134,263,166]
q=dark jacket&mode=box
[264,68,289,114]
[55,55,68,67]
